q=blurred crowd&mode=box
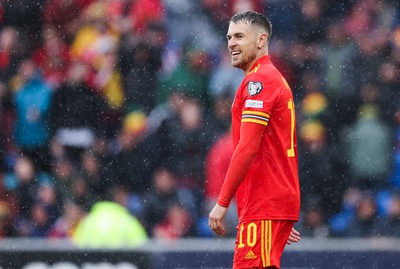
[0,0,400,242]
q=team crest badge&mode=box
[247,81,263,96]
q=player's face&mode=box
[226,21,259,72]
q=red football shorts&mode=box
[233,219,295,269]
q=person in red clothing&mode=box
[208,11,301,269]
[204,130,238,236]
[32,25,71,89]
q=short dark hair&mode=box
[230,11,272,42]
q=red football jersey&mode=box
[231,55,300,221]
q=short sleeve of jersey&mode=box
[240,73,280,127]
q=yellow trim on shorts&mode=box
[261,220,265,266]
[261,220,272,267]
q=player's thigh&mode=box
[233,219,294,269]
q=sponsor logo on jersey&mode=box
[247,81,263,96]
[245,100,263,108]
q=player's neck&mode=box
[243,51,269,76]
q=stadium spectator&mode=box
[92,47,125,111]
[126,0,165,34]
[321,21,354,98]
[1,1,44,52]
[49,60,107,166]
[344,103,392,191]
[162,0,222,52]
[50,157,77,205]
[390,110,400,189]
[296,205,329,238]
[156,46,212,108]
[153,203,193,240]
[374,192,400,237]
[79,149,110,201]
[295,0,328,45]
[0,26,24,84]
[107,109,162,194]
[146,90,184,135]
[8,156,57,237]
[344,191,379,237]
[204,131,234,206]
[19,201,53,237]
[118,23,165,112]
[0,81,13,172]
[205,91,234,142]
[11,59,53,172]
[7,156,39,219]
[108,184,145,222]
[142,166,196,236]
[329,187,363,237]
[70,176,98,212]
[0,175,17,237]
[42,0,95,43]
[32,25,71,89]
[202,130,237,237]
[72,201,148,247]
[49,199,87,238]
[0,200,16,238]
[35,180,62,225]
[298,120,343,216]
[161,97,214,220]
[376,60,400,126]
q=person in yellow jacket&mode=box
[72,201,147,248]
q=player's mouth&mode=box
[231,51,241,60]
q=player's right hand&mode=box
[208,203,228,236]
[286,227,301,245]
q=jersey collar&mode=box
[248,55,271,74]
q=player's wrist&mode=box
[217,199,230,208]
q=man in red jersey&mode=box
[208,11,301,269]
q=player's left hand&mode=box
[286,227,301,245]
[208,203,228,236]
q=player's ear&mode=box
[257,33,268,49]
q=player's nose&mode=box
[228,38,237,49]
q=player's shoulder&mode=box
[248,60,282,81]
[243,69,284,97]
[243,67,267,88]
